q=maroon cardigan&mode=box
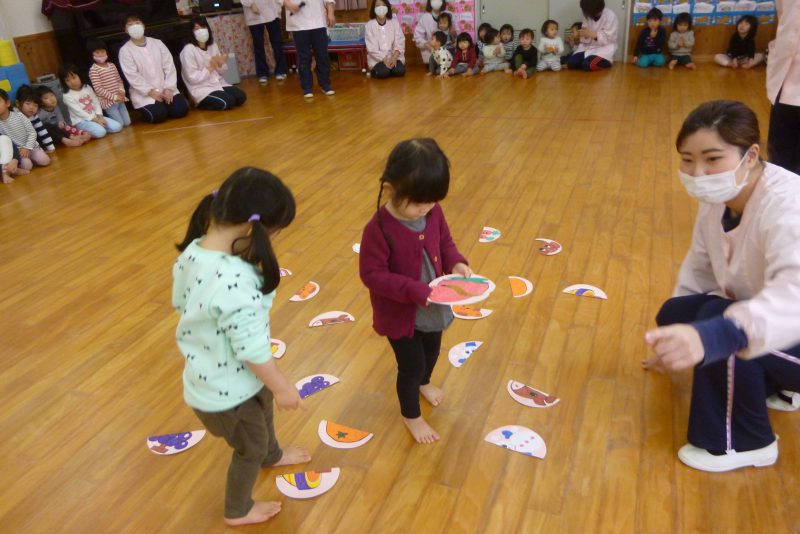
[359,203,468,339]
[450,47,477,70]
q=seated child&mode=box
[668,12,696,70]
[427,31,453,77]
[537,20,564,72]
[35,86,90,147]
[0,134,27,184]
[633,8,667,67]
[475,22,493,68]
[437,12,458,55]
[481,28,509,74]
[448,33,478,76]
[87,40,132,127]
[15,85,54,153]
[499,24,518,63]
[715,15,764,69]
[510,28,538,79]
[0,89,50,171]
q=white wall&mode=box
[0,0,53,39]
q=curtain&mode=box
[334,0,367,10]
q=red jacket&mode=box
[359,203,467,339]
[450,47,477,70]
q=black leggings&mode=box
[566,52,612,71]
[198,86,248,111]
[768,91,800,175]
[388,330,442,419]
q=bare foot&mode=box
[668,59,677,70]
[425,72,433,76]
[504,68,512,74]
[2,173,14,184]
[687,62,696,70]
[269,444,311,467]
[521,70,528,79]
[12,168,30,176]
[224,501,282,526]
[404,416,440,444]
[420,383,444,406]
[62,137,81,147]
[79,134,92,143]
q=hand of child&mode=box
[275,385,306,410]
[741,59,753,69]
[731,58,739,68]
[95,116,106,126]
[643,324,704,373]
[451,262,473,277]
[678,37,685,47]
[633,56,638,63]
[19,148,30,159]
[58,121,66,128]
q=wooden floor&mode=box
[1,64,798,534]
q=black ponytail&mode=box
[176,193,215,252]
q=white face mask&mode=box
[194,28,210,43]
[127,23,145,40]
[431,0,443,10]
[679,152,752,204]
[375,5,389,17]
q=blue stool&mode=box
[0,63,30,101]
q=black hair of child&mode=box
[541,19,558,35]
[736,14,759,40]
[432,30,447,46]
[14,85,37,106]
[176,167,297,295]
[58,63,86,93]
[456,32,473,48]
[673,12,693,31]
[646,7,663,20]
[519,28,535,41]
[484,28,499,44]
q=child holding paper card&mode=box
[360,138,471,444]
[173,168,309,526]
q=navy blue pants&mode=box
[767,91,800,175]
[136,94,189,124]
[249,18,288,78]
[566,51,612,71]
[656,294,800,452]
[388,330,442,419]
[292,27,332,94]
[197,86,247,111]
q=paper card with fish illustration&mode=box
[276,468,340,499]
[448,341,483,368]
[147,430,206,455]
[562,284,607,300]
[308,311,355,328]
[279,268,292,277]
[508,276,534,298]
[428,274,496,306]
[535,238,563,256]
[270,338,286,359]
[290,281,320,302]
[479,226,502,243]
[452,305,493,320]
[352,243,360,254]
[506,380,560,408]
[318,420,373,449]
[484,425,547,459]
[296,374,340,399]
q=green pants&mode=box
[193,387,283,518]
[514,56,536,76]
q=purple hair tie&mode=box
[211,189,218,198]
[248,214,261,222]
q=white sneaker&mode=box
[324,89,335,96]
[275,74,287,81]
[258,76,268,84]
[303,92,314,98]
[678,439,778,472]
[767,391,800,411]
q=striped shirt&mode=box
[502,39,518,60]
[28,115,54,151]
[88,63,126,110]
[0,109,39,150]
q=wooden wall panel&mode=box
[13,31,62,80]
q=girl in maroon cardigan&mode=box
[359,138,471,444]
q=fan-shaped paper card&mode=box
[280,268,292,277]
[449,341,483,368]
[508,276,534,298]
[563,284,607,300]
[147,430,206,455]
[428,275,496,306]
[352,243,360,254]
[296,374,340,399]
[452,305,493,320]
[276,468,340,499]
[309,311,355,327]
[479,226,502,243]
[290,281,320,302]
[270,338,286,359]
[507,380,560,408]
[484,425,547,459]
[318,420,373,449]
[535,238,563,256]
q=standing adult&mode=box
[365,0,406,79]
[645,100,800,473]
[413,0,459,65]
[240,0,288,84]
[566,0,618,71]
[118,14,189,123]
[283,0,336,98]
[766,0,800,175]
